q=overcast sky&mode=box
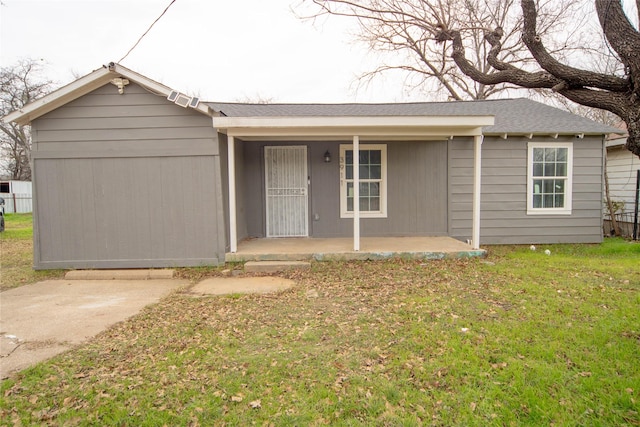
[1,0,413,103]
[2,1,638,104]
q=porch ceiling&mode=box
[213,115,495,141]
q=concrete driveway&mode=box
[0,278,187,379]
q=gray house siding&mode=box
[606,142,640,215]
[450,136,604,244]
[238,140,448,238]
[7,65,621,270]
[30,83,225,269]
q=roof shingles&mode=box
[207,98,620,135]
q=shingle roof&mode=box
[208,98,620,135]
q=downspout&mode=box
[472,134,483,249]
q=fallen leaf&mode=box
[231,395,243,403]
[249,399,261,409]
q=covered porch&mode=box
[213,113,495,258]
[225,236,485,262]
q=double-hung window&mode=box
[527,142,573,215]
[340,144,387,218]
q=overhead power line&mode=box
[119,0,178,63]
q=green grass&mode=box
[0,213,65,290]
[1,237,639,425]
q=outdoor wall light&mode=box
[324,150,332,163]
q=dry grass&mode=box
[0,214,64,291]
[1,240,639,426]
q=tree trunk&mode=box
[624,111,640,157]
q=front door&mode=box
[264,146,308,237]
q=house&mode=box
[3,63,622,269]
[604,135,639,236]
[0,180,33,213]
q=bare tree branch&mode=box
[301,0,584,100]
[521,0,628,91]
[0,59,53,180]
[437,0,640,156]
[302,0,640,156]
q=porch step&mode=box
[244,260,311,274]
[65,269,175,280]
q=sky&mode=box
[0,0,410,103]
[1,1,638,104]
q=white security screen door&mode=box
[265,146,308,237]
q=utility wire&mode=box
[119,0,178,63]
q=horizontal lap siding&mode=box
[449,136,604,244]
[382,141,448,236]
[31,83,224,268]
[33,84,218,156]
[606,147,640,214]
[241,140,448,238]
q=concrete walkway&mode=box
[0,272,296,379]
[0,278,187,379]
[189,276,295,296]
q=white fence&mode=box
[0,193,33,213]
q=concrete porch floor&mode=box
[225,236,485,262]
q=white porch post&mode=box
[353,135,360,251]
[228,135,237,253]
[472,134,483,250]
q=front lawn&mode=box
[1,238,638,425]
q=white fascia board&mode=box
[213,116,494,138]
[109,64,210,116]
[4,62,212,125]
[605,136,628,148]
[224,126,487,139]
[109,64,209,116]
[214,115,494,129]
[110,63,171,96]
[3,66,113,125]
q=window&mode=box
[340,144,387,218]
[527,143,573,215]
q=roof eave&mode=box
[213,115,494,139]
[3,62,212,125]
[483,130,623,138]
[4,66,113,126]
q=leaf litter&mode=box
[1,253,639,425]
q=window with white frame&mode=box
[340,144,387,218]
[527,142,573,215]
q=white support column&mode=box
[353,135,360,251]
[228,136,237,253]
[472,135,483,250]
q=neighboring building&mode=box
[0,180,33,213]
[2,63,622,269]
[605,135,640,236]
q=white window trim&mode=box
[527,142,573,215]
[340,144,387,218]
